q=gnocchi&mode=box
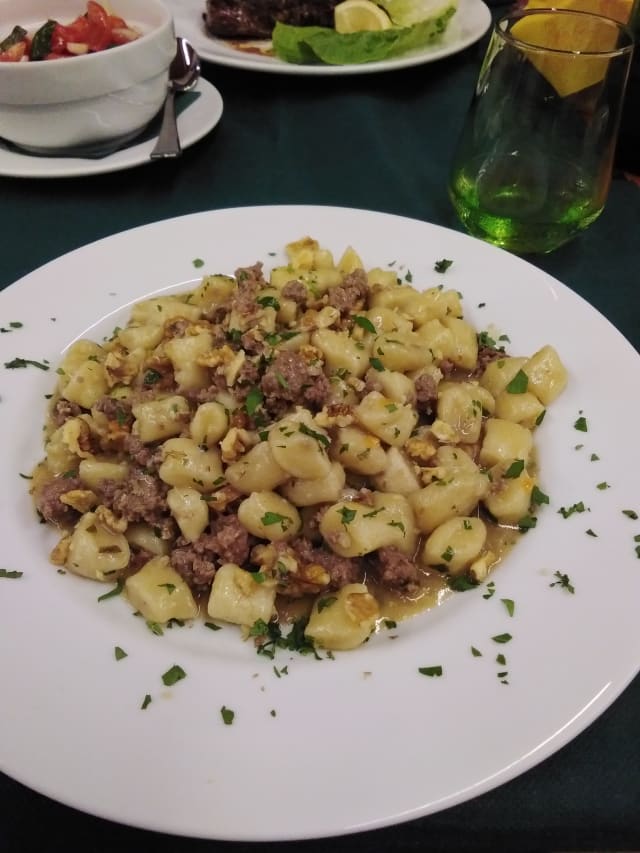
[32,237,566,655]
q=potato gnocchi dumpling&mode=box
[32,237,566,654]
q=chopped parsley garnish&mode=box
[204,621,222,631]
[362,506,384,519]
[140,694,152,710]
[622,509,639,520]
[517,515,537,531]
[369,357,385,372]
[504,459,525,479]
[97,579,124,601]
[146,621,164,636]
[388,520,406,535]
[250,617,321,661]
[434,259,453,273]
[477,330,499,349]
[298,422,330,448]
[4,357,50,371]
[317,596,337,612]
[535,409,546,426]
[550,571,575,593]
[257,295,281,311]
[220,706,235,725]
[275,371,289,389]
[482,581,496,600]
[586,528,598,537]
[531,486,549,506]
[558,502,588,518]
[245,387,264,416]
[353,315,376,334]
[261,511,292,531]
[418,665,443,677]
[590,453,600,462]
[162,665,186,686]
[574,415,588,432]
[501,598,515,617]
[192,258,205,268]
[143,369,162,385]
[596,481,610,490]
[491,633,512,644]
[114,646,127,661]
[338,506,357,526]
[506,370,528,394]
[0,569,23,579]
[471,646,482,657]
[158,583,176,594]
[440,545,454,562]
[447,575,477,591]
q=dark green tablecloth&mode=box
[2,12,639,852]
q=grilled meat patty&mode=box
[203,0,338,39]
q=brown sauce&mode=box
[274,517,521,634]
[226,40,274,57]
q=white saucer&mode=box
[0,78,223,179]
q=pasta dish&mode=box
[31,238,567,652]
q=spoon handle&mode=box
[150,89,181,159]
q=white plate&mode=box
[1,205,639,841]
[165,0,491,74]
[0,79,223,179]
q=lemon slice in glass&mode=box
[511,10,622,98]
[334,0,393,33]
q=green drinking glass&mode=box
[449,9,634,254]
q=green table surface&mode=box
[2,8,639,851]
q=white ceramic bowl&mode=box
[0,0,175,154]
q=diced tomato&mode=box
[50,24,72,54]
[85,23,111,50]
[3,3,140,61]
[87,2,109,27]
[65,18,90,42]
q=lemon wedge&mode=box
[334,0,393,33]
[511,10,623,98]
[523,0,633,25]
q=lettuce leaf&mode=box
[272,6,457,66]
[377,0,455,26]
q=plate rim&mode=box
[1,204,639,841]
[166,0,492,75]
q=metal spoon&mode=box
[150,37,201,159]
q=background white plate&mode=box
[1,206,639,841]
[166,0,491,74]
[0,78,223,179]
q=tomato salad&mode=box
[0,1,140,62]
